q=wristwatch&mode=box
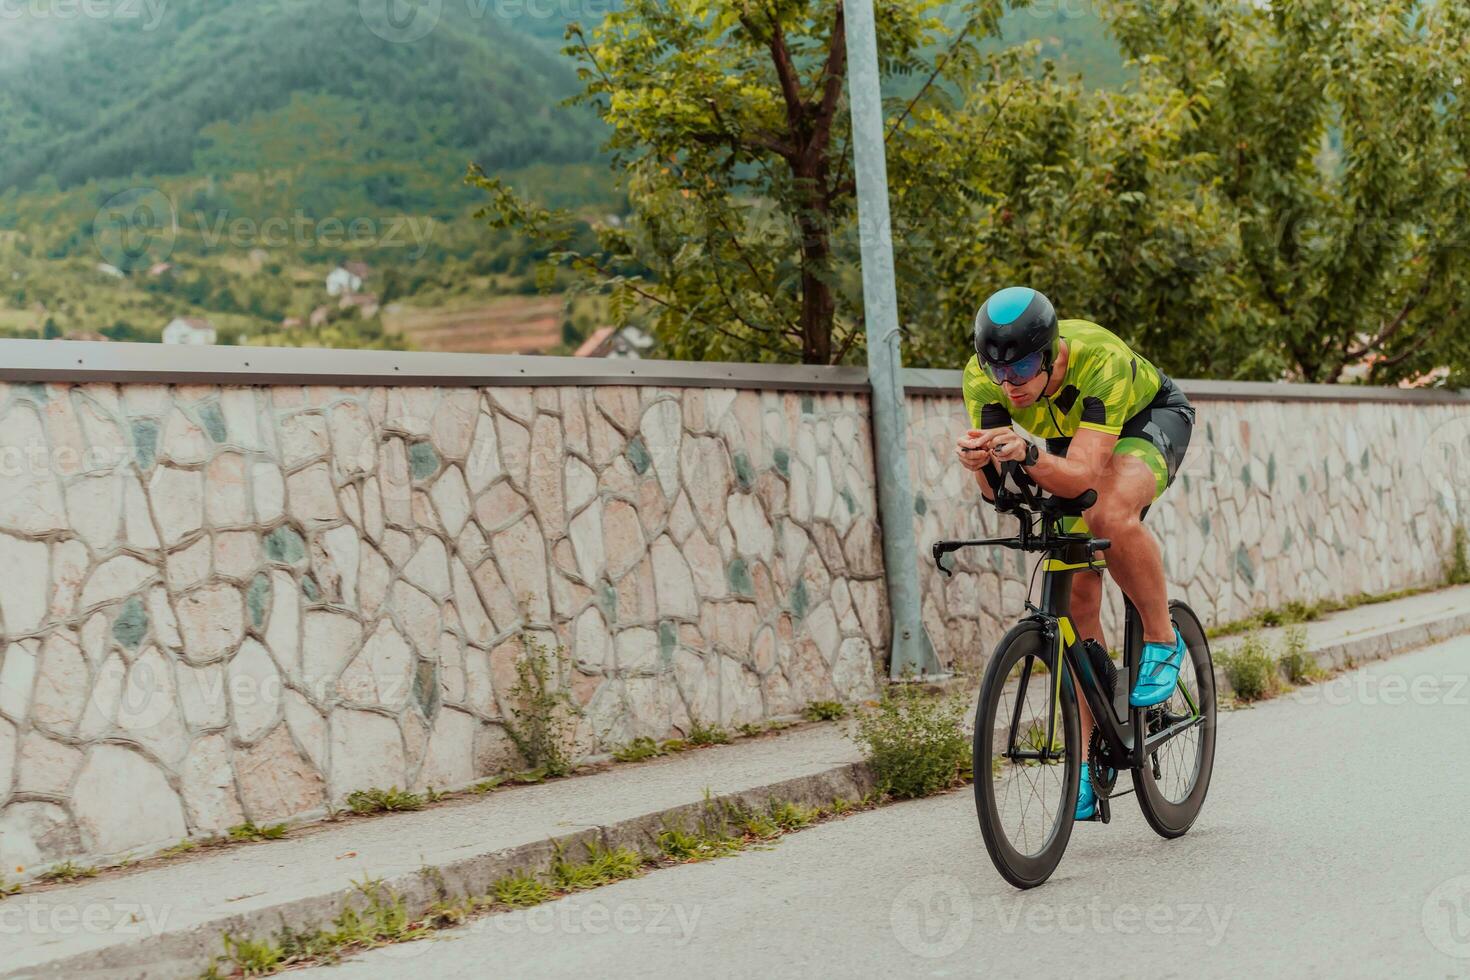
[1021,441,1039,468]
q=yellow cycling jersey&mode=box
[962,319,1163,439]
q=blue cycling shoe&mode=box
[1130,628,1187,707]
[1075,762,1115,820]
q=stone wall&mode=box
[0,380,883,877]
[907,391,1469,677]
[0,361,1465,877]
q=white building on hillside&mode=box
[162,317,217,345]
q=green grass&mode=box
[1277,625,1324,685]
[202,789,876,975]
[0,875,20,897]
[612,736,665,762]
[491,871,553,908]
[802,699,848,721]
[37,861,98,883]
[1217,633,1280,702]
[1207,587,1436,639]
[549,842,643,892]
[228,821,289,842]
[686,720,731,746]
[345,787,425,815]
[851,681,970,799]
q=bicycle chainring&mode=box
[1088,726,1118,797]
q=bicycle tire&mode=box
[1131,600,1217,839]
[973,620,1081,889]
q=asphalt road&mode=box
[302,636,1470,978]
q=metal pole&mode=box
[843,0,942,680]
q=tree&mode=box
[473,0,1019,365]
[1106,0,1470,385]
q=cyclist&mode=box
[954,286,1196,821]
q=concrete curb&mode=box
[7,764,875,980]
[10,603,1468,979]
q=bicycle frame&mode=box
[934,463,1204,775]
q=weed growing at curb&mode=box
[612,736,664,762]
[227,822,288,842]
[1218,633,1280,701]
[1277,625,1324,684]
[687,719,731,746]
[802,699,848,721]
[345,787,425,815]
[1207,585,1439,639]
[851,681,970,799]
[492,870,553,908]
[0,875,19,898]
[37,861,98,884]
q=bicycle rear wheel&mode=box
[1132,600,1217,838]
[974,621,1080,889]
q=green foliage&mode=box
[802,700,848,722]
[345,787,425,815]
[492,871,553,909]
[1105,0,1470,385]
[1446,525,1470,586]
[228,821,289,842]
[503,633,582,778]
[612,736,665,763]
[656,824,744,863]
[0,875,20,897]
[1278,626,1324,686]
[37,861,98,883]
[686,720,731,746]
[549,842,643,891]
[852,683,970,799]
[1218,634,1280,702]
[767,800,820,832]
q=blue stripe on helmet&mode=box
[986,286,1035,326]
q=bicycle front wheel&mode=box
[973,621,1080,889]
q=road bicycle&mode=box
[933,461,1216,889]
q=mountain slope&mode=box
[0,0,603,197]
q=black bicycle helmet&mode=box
[973,286,1059,369]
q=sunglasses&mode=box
[982,350,1046,386]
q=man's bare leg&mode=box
[1082,455,1174,644]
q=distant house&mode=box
[309,305,332,328]
[162,317,217,345]
[325,266,363,297]
[96,263,125,279]
[280,316,303,330]
[344,260,372,281]
[147,262,175,278]
[574,325,654,359]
